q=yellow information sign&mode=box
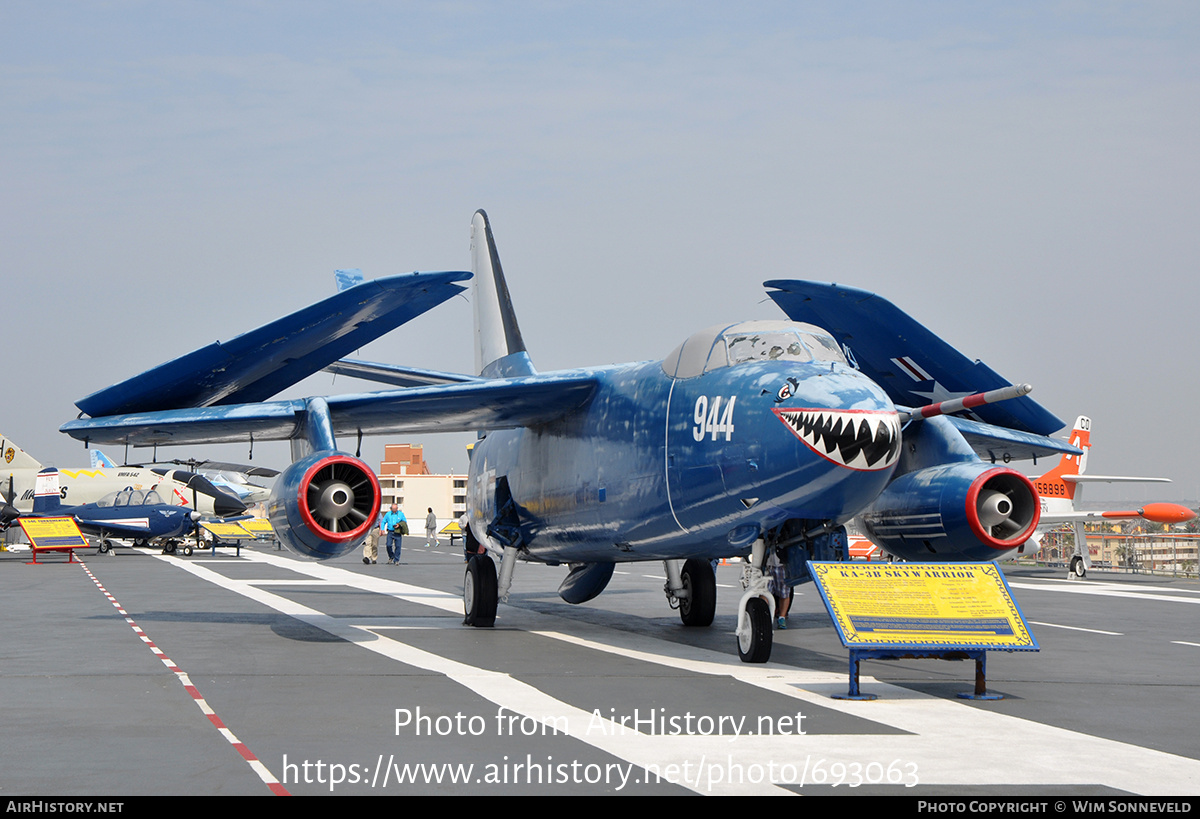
[20,516,89,550]
[201,522,256,540]
[810,562,1037,650]
[240,519,274,535]
[439,519,463,535]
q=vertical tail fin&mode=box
[1,435,43,471]
[33,468,63,514]
[1032,416,1091,503]
[91,450,118,469]
[334,269,364,292]
[470,210,536,378]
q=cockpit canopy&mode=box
[96,488,165,507]
[661,320,847,378]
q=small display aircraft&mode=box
[848,415,1197,574]
[26,468,203,554]
[2,434,247,518]
[92,450,276,506]
[1028,416,1195,576]
[63,211,1102,662]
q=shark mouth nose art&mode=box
[773,408,901,471]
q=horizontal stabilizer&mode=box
[62,372,600,448]
[75,271,470,418]
[766,280,1064,436]
[324,359,481,388]
[945,416,1082,463]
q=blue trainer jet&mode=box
[27,467,203,555]
[60,211,1080,662]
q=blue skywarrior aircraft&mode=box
[61,211,1080,663]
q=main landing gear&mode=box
[160,540,194,557]
[663,558,716,627]
[462,508,518,628]
[463,554,498,627]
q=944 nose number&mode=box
[693,395,736,442]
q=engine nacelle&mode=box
[267,452,381,559]
[860,463,1040,561]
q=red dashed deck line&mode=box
[78,559,290,796]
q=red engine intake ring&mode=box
[965,467,1041,551]
[297,455,382,544]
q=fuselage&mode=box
[41,490,200,541]
[468,346,900,563]
[69,504,198,540]
[5,466,243,516]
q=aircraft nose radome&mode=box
[213,492,247,517]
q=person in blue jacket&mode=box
[381,504,408,564]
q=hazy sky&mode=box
[3,2,1197,502]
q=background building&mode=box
[377,444,467,525]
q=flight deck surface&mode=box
[3,541,1198,796]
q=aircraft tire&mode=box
[463,554,498,627]
[97,540,111,554]
[164,542,177,555]
[1070,555,1086,578]
[183,545,194,557]
[737,597,773,663]
[679,558,716,627]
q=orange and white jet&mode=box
[1030,416,1195,576]
[858,416,1195,573]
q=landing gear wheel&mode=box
[679,558,716,627]
[1070,555,1086,578]
[163,542,178,555]
[463,554,498,627]
[97,540,112,554]
[738,597,773,663]
[182,544,194,557]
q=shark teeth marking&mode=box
[773,408,901,471]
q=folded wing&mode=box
[75,271,470,418]
[766,280,1064,436]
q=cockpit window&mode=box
[663,320,845,378]
[800,331,845,363]
[726,333,811,365]
[704,339,729,372]
[98,488,164,507]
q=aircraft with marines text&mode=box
[62,210,1100,663]
[2,434,247,519]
